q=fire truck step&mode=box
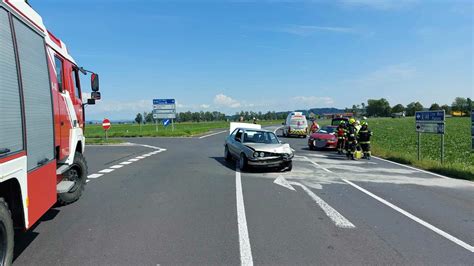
[56,165,72,175]
[56,181,75,193]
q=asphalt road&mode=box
[13,127,474,265]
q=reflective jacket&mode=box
[357,126,373,143]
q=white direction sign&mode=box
[416,122,445,134]
[153,99,176,119]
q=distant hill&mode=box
[307,108,345,115]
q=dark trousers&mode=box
[337,138,344,151]
[361,143,371,156]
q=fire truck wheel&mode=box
[58,152,88,206]
[0,198,14,266]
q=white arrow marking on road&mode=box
[273,176,354,228]
[273,175,296,191]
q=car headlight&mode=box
[259,152,265,157]
[253,152,259,158]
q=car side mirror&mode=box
[282,122,285,125]
[91,73,100,92]
[87,99,96,105]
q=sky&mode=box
[32,0,473,120]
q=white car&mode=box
[224,125,293,171]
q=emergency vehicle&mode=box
[282,112,308,138]
[0,1,99,263]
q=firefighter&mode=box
[345,118,357,160]
[355,120,361,134]
[357,121,373,159]
[336,121,346,154]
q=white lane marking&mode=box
[300,156,332,173]
[273,126,283,134]
[143,154,152,157]
[303,155,474,253]
[343,179,474,253]
[129,159,139,162]
[290,182,355,229]
[373,156,454,181]
[99,169,115,173]
[235,164,254,266]
[87,173,103,179]
[110,165,124,169]
[86,180,90,183]
[199,130,228,139]
[136,156,145,159]
[120,161,133,165]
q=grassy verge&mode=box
[86,138,125,145]
[369,117,473,181]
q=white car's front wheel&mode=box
[239,154,248,171]
[224,146,232,161]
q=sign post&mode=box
[415,110,445,164]
[153,99,176,132]
[102,118,111,141]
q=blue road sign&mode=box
[163,119,171,126]
[153,99,175,105]
[415,111,445,122]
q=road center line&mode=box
[87,173,103,179]
[110,165,124,169]
[120,161,133,165]
[198,130,227,139]
[302,155,474,253]
[235,164,254,266]
[99,169,115,173]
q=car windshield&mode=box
[319,126,336,134]
[243,130,279,144]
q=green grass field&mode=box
[367,117,473,180]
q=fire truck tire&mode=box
[0,198,14,266]
[57,152,88,206]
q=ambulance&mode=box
[282,112,308,138]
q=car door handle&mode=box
[37,158,49,166]
[0,148,11,155]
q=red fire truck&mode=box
[0,1,99,263]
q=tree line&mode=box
[346,97,472,117]
[132,96,472,123]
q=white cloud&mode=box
[213,93,241,108]
[291,96,335,106]
[339,0,418,10]
[200,104,210,109]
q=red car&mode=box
[308,126,339,150]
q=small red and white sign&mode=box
[102,118,111,131]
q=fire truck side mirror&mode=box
[91,91,101,100]
[91,73,100,92]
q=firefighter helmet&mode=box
[349,118,356,124]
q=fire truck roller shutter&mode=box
[13,17,54,171]
[0,9,24,155]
